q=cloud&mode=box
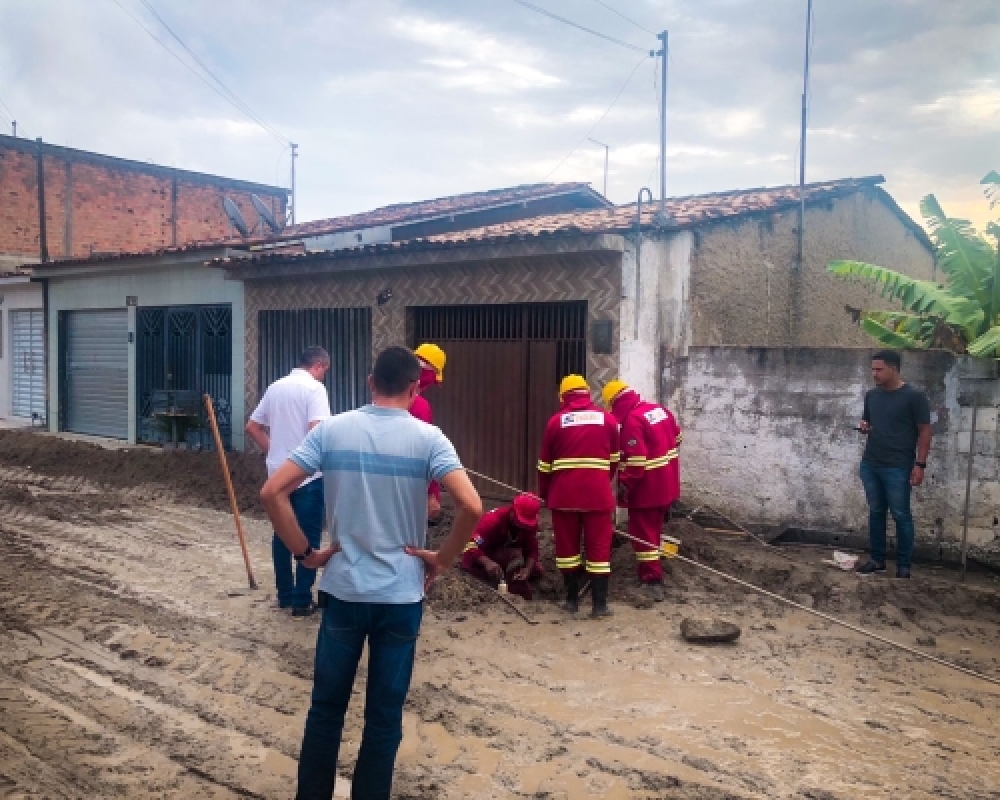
[0,0,995,230]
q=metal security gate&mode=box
[62,309,128,439]
[257,308,372,414]
[136,305,232,447]
[412,302,588,493]
[10,310,45,421]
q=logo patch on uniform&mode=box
[627,438,638,447]
[644,408,668,425]
[561,411,604,428]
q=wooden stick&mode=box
[454,570,539,625]
[203,394,258,590]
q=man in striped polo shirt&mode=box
[261,346,483,800]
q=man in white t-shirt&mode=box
[247,346,332,615]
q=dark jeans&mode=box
[859,462,915,569]
[296,595,423,800]
[273,478,325,608]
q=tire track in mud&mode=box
[1,462,999,798]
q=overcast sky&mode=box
[1,0,997,231]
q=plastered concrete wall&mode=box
[0,282,44,418]
[689,190,935,348]
[667,347,1000,559]
[244,254,622,420]
[46,265,245,447]
[620,231,693,401]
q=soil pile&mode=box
[0,430,267,513]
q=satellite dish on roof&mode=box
[251,193,281,234]
[223,197,249,238]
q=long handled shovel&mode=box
[203,394,258,590]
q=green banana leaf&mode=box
[920,194,994,308]
[860,314,926,349]
[966,325,1000,357]
[827,260,984,340]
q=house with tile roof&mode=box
[27,182,608,448]
[213,175,934,485]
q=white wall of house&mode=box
[0,279,44,420]
[45,263,245,448]
[618,231,693,404]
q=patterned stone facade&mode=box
[243,253,622,419]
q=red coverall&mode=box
[410,369,441,504]
[612,389,682,584]
[538,391,620,576]
[460,506,543,599]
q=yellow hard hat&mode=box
[414,343,446,383]
[602,379,629,408]
[559,374,589,396]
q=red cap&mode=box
[511,493,541,528]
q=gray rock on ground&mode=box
[681,617,742,644]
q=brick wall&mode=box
[0,139,287,260]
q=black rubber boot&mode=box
[590,575,613,618]
[559,572,580,614]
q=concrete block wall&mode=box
[0,139,287,260]
[666,347,1000,558]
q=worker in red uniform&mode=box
[538,375,620,617]
[603,379,681,603]
[460,494,543,599]
[411,343,447,524]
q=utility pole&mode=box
[11,121,16,138]
[658,30,668,219]
[797,0,813,269]
[588,137,609,198]
[290,142,298,226]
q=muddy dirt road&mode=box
[0,431,998,799]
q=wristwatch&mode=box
[915,462,927,469]
[294,545,314,562]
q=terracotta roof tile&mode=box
[426,176,887,242]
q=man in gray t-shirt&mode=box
[856,349,932,579]
[261,346,483,800]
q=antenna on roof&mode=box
[251,193,281,234]
[223,197,249,238]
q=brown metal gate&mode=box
[412,302,587,495]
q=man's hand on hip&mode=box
[302,544,340,570]
[404,546,447,591]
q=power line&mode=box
[134,0,288,145]
[544,53,649,181]
[508,0,652,54]
[590,0,657,36]
[109,0,288,146]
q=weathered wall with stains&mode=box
[666,347,1000,559]
[689,189,935,348]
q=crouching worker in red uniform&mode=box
[460,494,543,599]
[539,375,620,617]
[603,379,681,603]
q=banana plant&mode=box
[828,171,1000,357]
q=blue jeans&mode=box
[859,462,915,569]
[273,478,325,608]
[296,595,423,800]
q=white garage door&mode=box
[11,310,46,421]
[65,310,128,439]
